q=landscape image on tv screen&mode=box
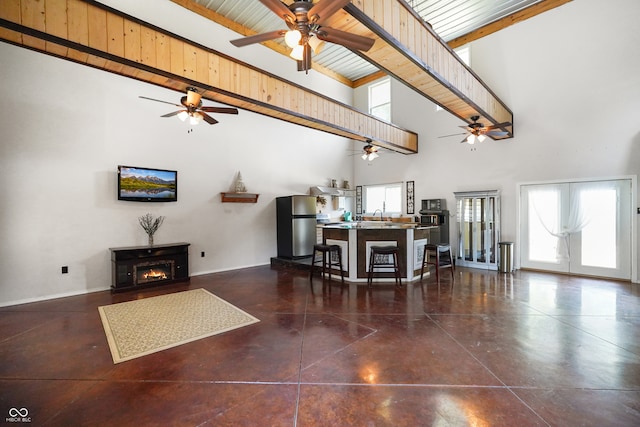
[118,166,177,202]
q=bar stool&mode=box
[367,246,402,287]
[421,244,454,282]
[310,244,345,285]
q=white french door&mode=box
[520,179,632,280]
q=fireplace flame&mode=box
[143,269,168,280]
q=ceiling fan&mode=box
[361,144,380,161]
[348,141,382,161]
[230,0,376,73]
[440,116,512,144]
[139,87,238,126]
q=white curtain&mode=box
[529,184,589,260]
[528,181,618,260]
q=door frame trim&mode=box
[516,175,637,283]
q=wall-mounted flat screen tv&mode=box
[117,165,177,202]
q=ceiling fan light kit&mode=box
[466,133,487,145]
[185,88,201,107]
[290,44,304,60]
[230,0,375,73]
[284,29,302,48]
[307,35,324,53]
[189,113,203,126]
[361,144,379,161]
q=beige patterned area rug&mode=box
[98,288,259,364]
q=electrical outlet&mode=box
[61,266,68,274]
[201,251,205,257]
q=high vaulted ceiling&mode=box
[0,0,572,153]
[177,0,571,86]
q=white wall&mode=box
[354,0,640,279]
[0,0,356,306]
[2,0,639,306]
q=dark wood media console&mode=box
[110,242,190,292]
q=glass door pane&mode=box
[520,184,569,272]
[569,180,631,279]
[475,198,485,263]
[488,196,497,264]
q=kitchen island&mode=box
[321,222,439,284]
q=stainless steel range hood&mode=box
[309,186,343,196]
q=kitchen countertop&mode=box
[322,221,436,230]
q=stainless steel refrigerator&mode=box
[276,195,317,258]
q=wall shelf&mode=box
[220,192,259,203]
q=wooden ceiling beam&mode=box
[352,0,572,88]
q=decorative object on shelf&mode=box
[316,195,327,207]
[343,180,350,189]
[331,179,337,188]
[138,213,164,246]
[220,171,259,203]
[406,181,415,214]
[355,186,363,214]
[234,171,247,193]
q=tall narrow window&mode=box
[369,79,391,122]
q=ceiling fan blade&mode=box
[259,0,296,21]
[200,113,219,125]
[200,107,239,114]
[308,0,351,25]
[316,27,375,52]
[485,130,509,137]
[139,96,181,108]
[438,132,467,138]
[230,30,286,47]
[160,110,186,118]
[485,121,512,130]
